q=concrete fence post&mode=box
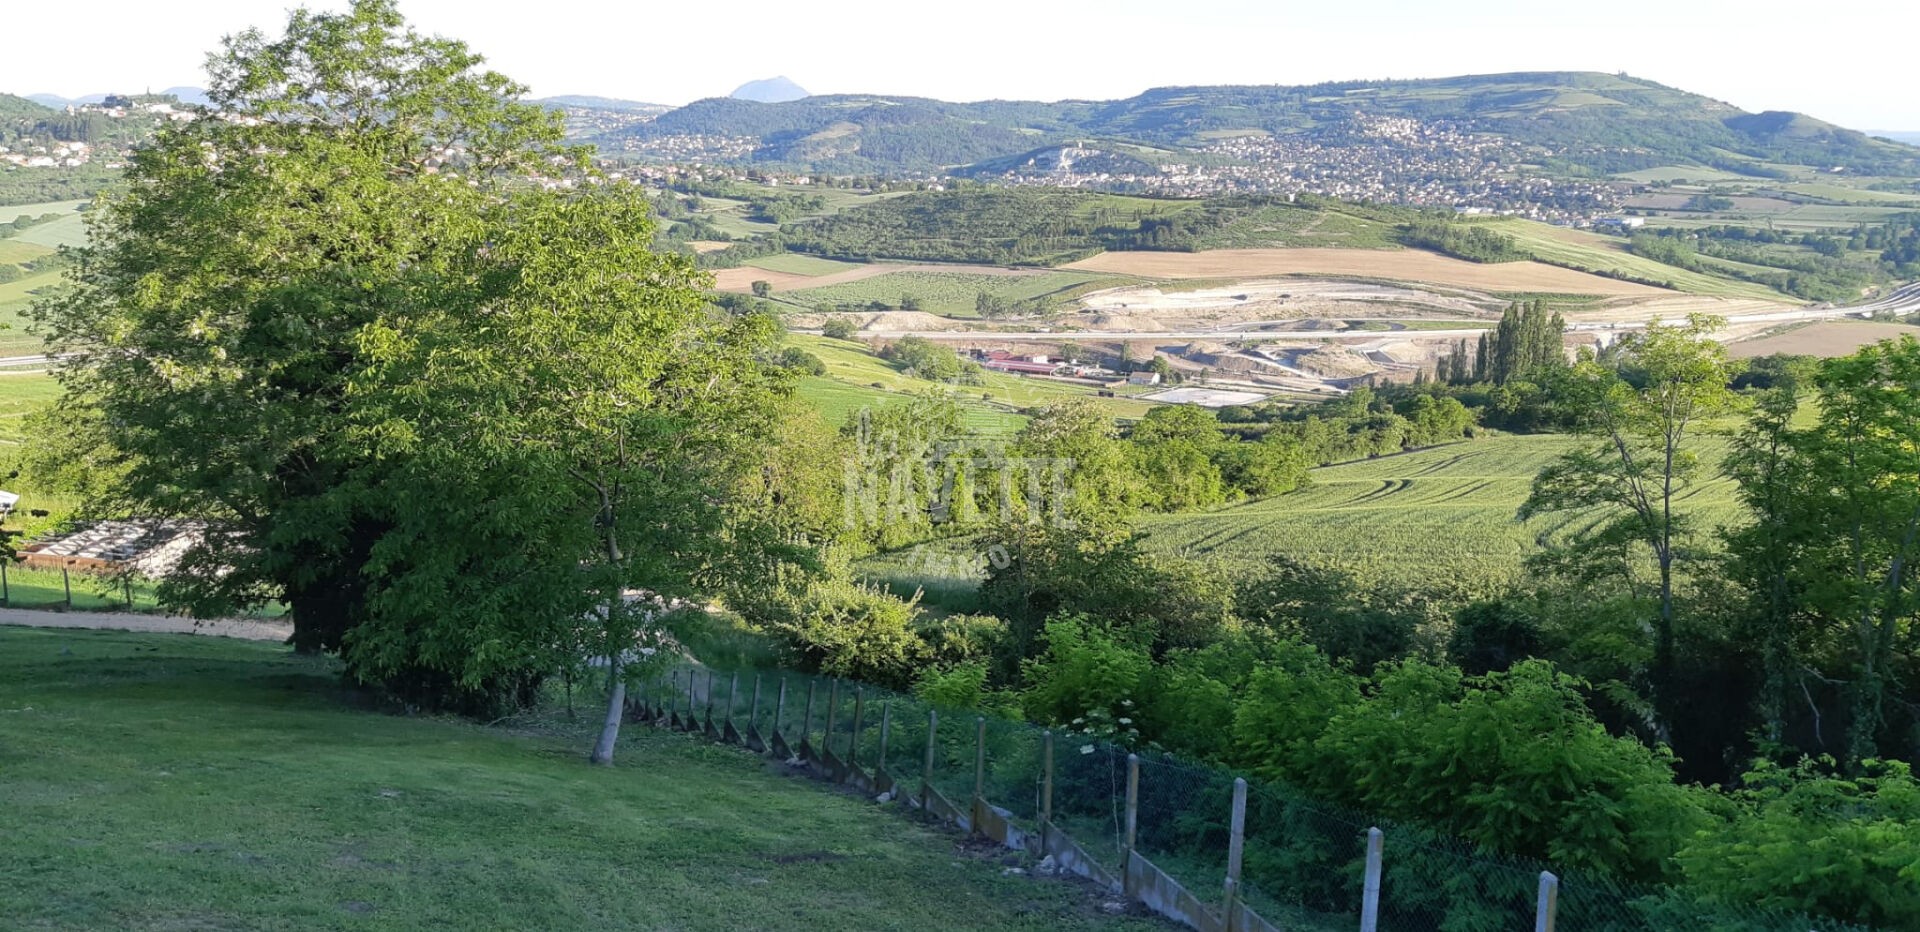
[1534,871,1559,932]
[1223,777,1248,931]
[725,673,738,727]
[1360,826,1384,932]
[1,560,9,606]
[704,671,715,724]
[748,675,762,733]
[1123,753,1140,895]
[921,709,938,811]
[685,668,697,729]
[971,716,987,833]
[849,689,866,772]
[877,700,892,771]
[63,566,72,609]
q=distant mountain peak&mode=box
[731,76,808,104]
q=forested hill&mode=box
[0,93,54,121]
[611,71,1920,177]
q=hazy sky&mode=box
[6,0,1917,129]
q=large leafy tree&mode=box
[35,0,574,663]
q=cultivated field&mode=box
[0,628,1153,931]
[1481,220,1789,300]
[712,261,1048,296]
[1139,434,1744,594]
[790,269,1121,317]
[1728,320,1920,358]
[740,254,862,276]
[1065,249,1673,296]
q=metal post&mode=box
[971,717,988,833]
[849,689,866,772]
[63,566,72,609]
[1360,827,1384,932]
[1123,753,1141,893]
[1223,777,1248,931]
[1534,871,1559,932]
[2,561,9,606]
[921,709,938,811]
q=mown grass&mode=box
[0,627,1158,931]
[792,334,1156,421]
[742,253,861,276]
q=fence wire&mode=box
[639,664,1862,932]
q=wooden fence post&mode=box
[685,668,696,730]
[774,678,788,741]
[1123,753,1140,895]
[62,566,72,609]
[802,676,817,749]
[849,689,865,773]
[2,560,9,606]
[748,675,762,732]
[971,717,987,833]
[824,680,842,760]
[1360,827,1384,932]
[877,701,892,775]
[921,709,938,812]
[1534,871,1559,932]
[1223,777,1247,931]
[704,671,716,724]
[1040,730,1055,852]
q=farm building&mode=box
[1127,371,1163,386]
[20,520,205,577]
[984,359,1068,376]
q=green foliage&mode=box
[1400,220,1531,263]
[878,334,980,383]
[818,316,858,340]
[1677,758,1920,927]
[1019,615,1152,741]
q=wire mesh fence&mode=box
[633,663,1864,932]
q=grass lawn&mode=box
[742,253,861,276]
[1483,219,1786,300]
[793,335,1155,422]
[0,627,1156,931]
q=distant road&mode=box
[0,609,290,641]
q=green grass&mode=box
[742,253,860,276]
[0,237,55,265]
[1138,433,1745,595]
[0,565,159,611]
[791,270,1125,317]
[793,334,1156,421]
[0,627,1156,931]
[11,211,89,248]
[795,375,1027,436]
[0,199,88,225]
[1482,219,1787,300]
[0,266,63,355]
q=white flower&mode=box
[1079,744,1095,755]
[1117,717,1132,725]
[1120,699,1134,707]
[1071,717,1085,725]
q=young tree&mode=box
[1521,316,1733,727]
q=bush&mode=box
[1020,614,1152,743]
[820,317,858,340]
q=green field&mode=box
[1483,219,1788,299]
[0,372,59,441]
[10,210,89,249]
[790,269,1125,317]
[792,333,1156,425]
[741,253,861,276]
[0,627,1151,931]
[0,266,61,354]
[1138,433,1745,593]
[0,199,88,225]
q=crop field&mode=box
[0,267,62,356]
[1138,434,1745,594]
[790,333,1155,424]
[789,269,1124,316]
[1481,220,1787,300]
[740,254,861,276]
[1064,248,1673,296]
[1728,320,1920,358]
[1182,205,1398,250]
[794,375,1026,435]
[10,211,89,249]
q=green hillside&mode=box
[616,72,1920,178]
[1138,433,1743,596]
[0,627,1153,932]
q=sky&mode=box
[5,0,1917,130]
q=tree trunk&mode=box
[590,672,625,765]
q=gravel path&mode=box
[0,608,291,641]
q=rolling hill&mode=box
[608,72,1920,177]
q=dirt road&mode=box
[0,608,291,641]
